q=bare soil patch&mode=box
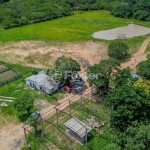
[0,41,108,70]
[121,38,150,72]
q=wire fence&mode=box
[23,87,111,150]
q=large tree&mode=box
[47,56,80,85]
[105,85,150,132]
[108,39,129,60]
[114,68,131,88]
[136,58,150,79]
[87,58,120,95]
[14,92,34,116]
[115,124,150,150]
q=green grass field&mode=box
[0,11,150,43]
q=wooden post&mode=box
[85,129,88,146]
[90,86,92,100]
[69,100,72,118]
[70,141,73,150]
[80,94,82,108]
[98,117,100,136]
[23,127,30,148]
[41,118,44,138]
[55,108,58,125]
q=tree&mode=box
[47,56,80,85]
[114,68,131,87]
[136,58,150,79]
[87,58,120,95]
[135,79,150,95]
[115,124,150,150]
[14,92,34,116]
[105,85,150,132]
[28,116,39,133]
[108,39,129,60]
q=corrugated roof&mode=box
[25,71,59,90]
[64,118,92,138]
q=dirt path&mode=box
[0,86,90,150]
[121,38,150,72]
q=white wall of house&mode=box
[25,79,59,95]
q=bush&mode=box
[108,40,129,60]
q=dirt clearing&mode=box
[0,41,108,70]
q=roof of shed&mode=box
[64,118,92,138]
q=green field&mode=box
[0,11,150,43]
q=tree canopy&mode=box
[87,58,120,96]
[14,92,34,115]
[108,39,129,60]
[136,58,150,79]
[115,124,150,150]
[105,85,150,132]
[47,56,80,85]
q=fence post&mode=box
[55,108,58,125]
[80,94,82,108]
[90,86,92,100]
[69,100,72,118]
[41,117,45,138]
[85,129,88,147]
[98,117,100,136]
[23,127,30,148]
[70,141,73,150]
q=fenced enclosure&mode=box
[0,62,22,86]
[23,88,112,150]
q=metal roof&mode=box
[25,71,59,90]
[64,118,92,138]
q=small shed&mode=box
[25,70,59,94]
[64,118,92,145]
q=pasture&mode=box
[0,10,150,45]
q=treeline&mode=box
[0,0,150,29]
[111,0,150,21]
[0,0,119,29]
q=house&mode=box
[25,70,59,94]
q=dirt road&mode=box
[121,38,150,72]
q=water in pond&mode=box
[93,24,150,40]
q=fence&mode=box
[23,87,110,150]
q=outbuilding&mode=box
[25,70,59,94]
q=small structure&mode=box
[25,70,59,94]
[131,73,142,80]
[64,117,92,145]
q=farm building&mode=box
[25,70,59,94]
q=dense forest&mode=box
[0,0,150,29]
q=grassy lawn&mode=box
[22,98,115,150]
[0,62,67,129]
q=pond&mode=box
[92,24,150,40]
